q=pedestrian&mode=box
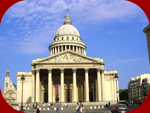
[60,102,61,109]
[76,103,79,113]
[56,101,59,113]
[48,103,50,108]
[43,103,45,110]
[33,103,34,109]
[126,101,128,107]
[76,101,83,113]
[65,102,67,109]
[35,103,37,108]
[36,103,40,113]
[51,103,53,109]
[109,102,110,107]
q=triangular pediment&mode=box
[37,51,101,64]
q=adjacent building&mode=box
[128,73,150,102]
[16,12,119,105]
[3,69,17,104]
[143,25,150,64]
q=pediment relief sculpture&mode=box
[40,53,96,63]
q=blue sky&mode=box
[0,0,149,94]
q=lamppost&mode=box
[20,75,25,112]
[114,74,119,103]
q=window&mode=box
[6,83,8,87]
[57,38,59,41]
[67,37,69,40]
[62,37,63,40]
[72,37,74,40]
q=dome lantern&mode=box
[64,9,72,25]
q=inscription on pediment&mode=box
[41,53,95,63]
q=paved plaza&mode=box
[24,104,139,113]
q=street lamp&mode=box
[20,75,25,112]
[114,74,119,103]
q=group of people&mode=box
[32,102,68,113]
[32,101,83,113]
[42,103,54,110]
[55,101,68,113]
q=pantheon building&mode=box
[16,12,119,105]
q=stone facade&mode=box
[16,12,119,105]
[143,25,150,64]
[3,69,17,104]
[128,73,150,101]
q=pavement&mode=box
[23,104,139,113]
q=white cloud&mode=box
[2,0,146,54]
[107,58,144,66]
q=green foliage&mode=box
[119,89,128,100]
[133,99,142,104]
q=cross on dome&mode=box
[64,9,72,25]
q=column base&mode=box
[84,101,89,103]
[97,100,102,102]
[48,102,53,103]
[73,101,77,103]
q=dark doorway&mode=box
[65,89,72,102]
[89,92,93,102]
[44,92,48,103]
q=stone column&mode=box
[84,49,86,55]
[76,46,78,53]
[85,68,89,102]
[36,69,40,102]
[97,68,101,101]
[60,68,64,102]
[82,48,84,55]
[79,47,80,54]
[114,79,117,101]
[55,47,56,54]
[117,80,119,101]
[73,68,77,102]
[111,75,115,102]
[56,46,58,54]
[51,49,52,55]
[32,70,35,102]
[53,47,55,55]
[73,45,74,52]
[48,69,52,102]
[58,46,60,53]
[100,69,104,101]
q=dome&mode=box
[55,24,80,37]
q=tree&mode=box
[119,89,128,100]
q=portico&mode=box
[31,55,106,103]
